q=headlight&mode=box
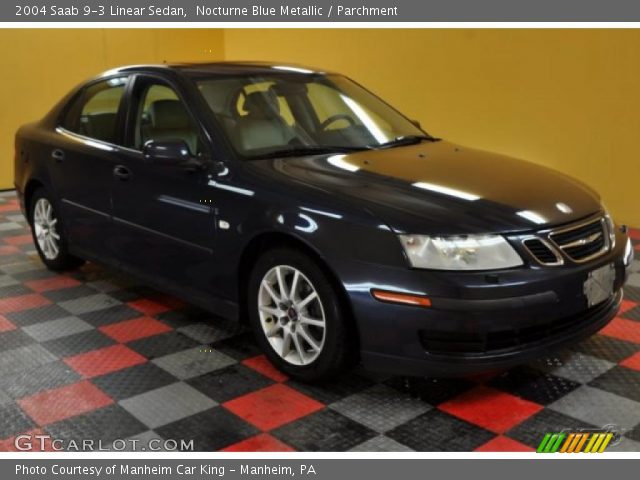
[603,205,616,248]
[624,237,633,266]
[398,234,523,270]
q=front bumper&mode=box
[335,231,631,377]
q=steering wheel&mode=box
[320,114,356,131]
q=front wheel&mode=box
[29,188,84,271]
[248,247,355,382]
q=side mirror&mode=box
[411,119,422,129]
[143,140,193,166]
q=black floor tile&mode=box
[156,407,258,451]
[387,409,495,451]
[384,376,475,406]
[489,366,582,405]
[43,285,99,303]
[0,284,33,297]
[187,364,274,404]
[5,304,72,327]
[127,331,199,360]
[505,409,598,448]
[0,361,81,399]
[0,403,36,439]
[92,363,179,400]
[272,409,376,451]
[571,335,639,363]
[211,332,262,361]
[588,366,640,403]
[286,372,375,404]
[45,404,148,445]
[0,330,35,352]
[79,304,143,327]
[42,330,115,358]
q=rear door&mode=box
[49,76,129,259]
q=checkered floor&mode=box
[0,190,639,452]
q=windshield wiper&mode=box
[246,145,367,160]
[371,135,439,149]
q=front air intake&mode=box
[550,217,608,263]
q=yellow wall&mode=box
[2,29,639,226]
[0,29,224,190]
[225,29,640,226]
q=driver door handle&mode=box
[51,149,65,163]
[113,165,132,181]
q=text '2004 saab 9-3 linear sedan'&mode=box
[14,62,633,381]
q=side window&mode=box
[135,83,201,155]
[62,77,127,144]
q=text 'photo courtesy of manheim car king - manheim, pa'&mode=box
[14,61,633,382]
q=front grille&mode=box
[550,218,608,262]
[418,294,615,354]
[523,238,561,265]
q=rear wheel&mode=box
[29,188,84,271]
[248,247,355,382]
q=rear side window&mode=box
[62,77,127,144]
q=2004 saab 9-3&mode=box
[14,62,633,381]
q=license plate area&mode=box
[583,263,615,307]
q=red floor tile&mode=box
[17,381,113,426]
[223,384,324,431]
[475,435,535,452]
[64,344,147,378]
[242,355,289,382]
[127,298,172,316]
[0,293,51,314]
[99,316,172,343]
[3,234,33,245]
[0,245,20,255]
[25,275,82,293]
[620,299,638,316]
[0,315,16,332]
[1,429,56,452]
[221,433,295,452]
[600,317,640,344]
[621,352,640,371]
[439,386,543,434]
[0,203,20,213]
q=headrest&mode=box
[150,100,191,130]
[243,90,280,117]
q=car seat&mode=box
[236,89,293,151]
[144,99,198,154]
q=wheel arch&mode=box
[237,231,360,351]
[23,178,46,223]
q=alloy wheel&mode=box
[258,265,326,366]
[33,198,60,260]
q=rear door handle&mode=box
[113,165,132,181]
[51,149,65,163]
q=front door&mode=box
[110,77,218,300]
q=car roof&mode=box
[101,61,330,77]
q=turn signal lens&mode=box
[371,289,431,307]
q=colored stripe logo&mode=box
[537,432,614,453]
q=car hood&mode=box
[251,140,602,235]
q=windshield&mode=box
[193,72,430,159]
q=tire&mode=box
[248,247,356,382]
[29,187,84,271]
